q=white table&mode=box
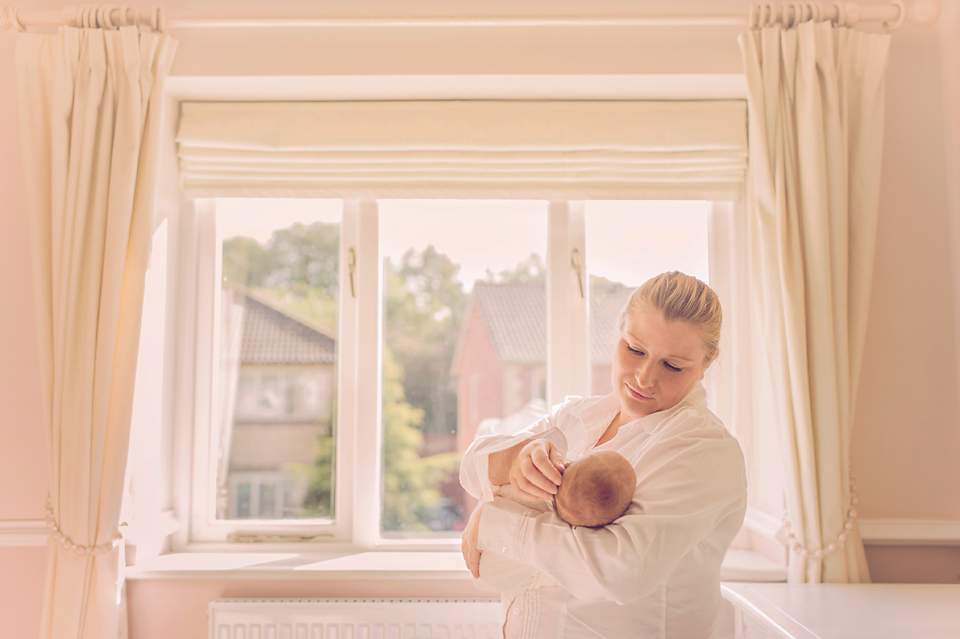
[721,583,960,639]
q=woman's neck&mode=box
[596,411,624,446]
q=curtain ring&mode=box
[884,0,908,31]
[748,4,758,29]
[761,3,773,26]
[786,3,800,28]
[831,3,846,27]
[155,6,166,33]
[98,5,112,29]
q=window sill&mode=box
[125,548,786,582]
[125,550,473,581]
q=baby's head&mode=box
[554,450,636,527]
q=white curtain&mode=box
[16,26,176,638]
[739,21,889,583]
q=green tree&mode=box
[222,221,340,333]
[383,246,467,437]
[485,252,546,283]
[381,347,459,532]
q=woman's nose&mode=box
[635,360,657,388]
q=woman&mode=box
[460,271,747,638]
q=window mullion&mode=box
[546,201,589,407]
[350,200,382,548]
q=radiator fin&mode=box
[209,599,502,639]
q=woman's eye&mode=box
[664,362,682,372]
[627,345,643,355]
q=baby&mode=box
[476,450,637,595]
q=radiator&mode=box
[208,598,503,639]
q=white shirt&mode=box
[460,383,747,639]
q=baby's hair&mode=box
[555,451,636,528]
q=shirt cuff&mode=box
[477,496,532,564]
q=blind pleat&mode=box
[177,100,747,200]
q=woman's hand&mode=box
[461,502,484,579]
[509,439,565,501]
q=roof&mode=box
[231,290,337,365]
[474,283,546,364]
[466,282,633,367]
[590,284,634,366]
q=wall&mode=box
[1,1,958,639]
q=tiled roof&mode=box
[471,282,633,365]
[590,285,634,366]
[474,283,546,364]
[238,293,336,365]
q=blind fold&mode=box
[177,100,747,200]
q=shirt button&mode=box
[513,607,521,615]
[501,546,508,554]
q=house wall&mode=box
[455,303,505,455]
[2,2,959,638]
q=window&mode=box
[174,196,720,548]
[148,96,751,551]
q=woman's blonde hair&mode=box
[618,271,722,365]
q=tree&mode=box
[381,347,459,532]
[222,221,340,332]
[383,246,467,437]
[485,252,546,284]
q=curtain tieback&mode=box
[45,495,126,556]
[777,468,860,560]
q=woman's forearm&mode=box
[487,440,526,485]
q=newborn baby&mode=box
[476,450,637,595]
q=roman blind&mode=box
[176,100,747,200]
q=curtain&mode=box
[739,20,889,583]
[16,26,176,638]
[175,100,748,201]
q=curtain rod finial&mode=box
[0,6,24,32]
[908,0,940,28]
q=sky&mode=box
[215,198,710,291]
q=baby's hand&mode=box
[509,439,565,501]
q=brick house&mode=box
[451,282,634,458]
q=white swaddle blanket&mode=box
[475,484,560,595]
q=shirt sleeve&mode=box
[476,410,747,604]
[459,410,570,503]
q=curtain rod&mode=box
[0,1,941,34]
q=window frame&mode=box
[134,76,765,555]
[165,196,734,552]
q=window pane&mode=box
[215,198,342,521]
[585,201,710,397]
[379,200,548,537]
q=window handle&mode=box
[571,248,584,299]
[348,247,357,298]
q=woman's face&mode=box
[611,307,709,422]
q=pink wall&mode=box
[0,547,47,639]
[850,30,960,521]
[1,2,959,638]
[0,3,48,523]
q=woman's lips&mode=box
[626,384,654,400]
